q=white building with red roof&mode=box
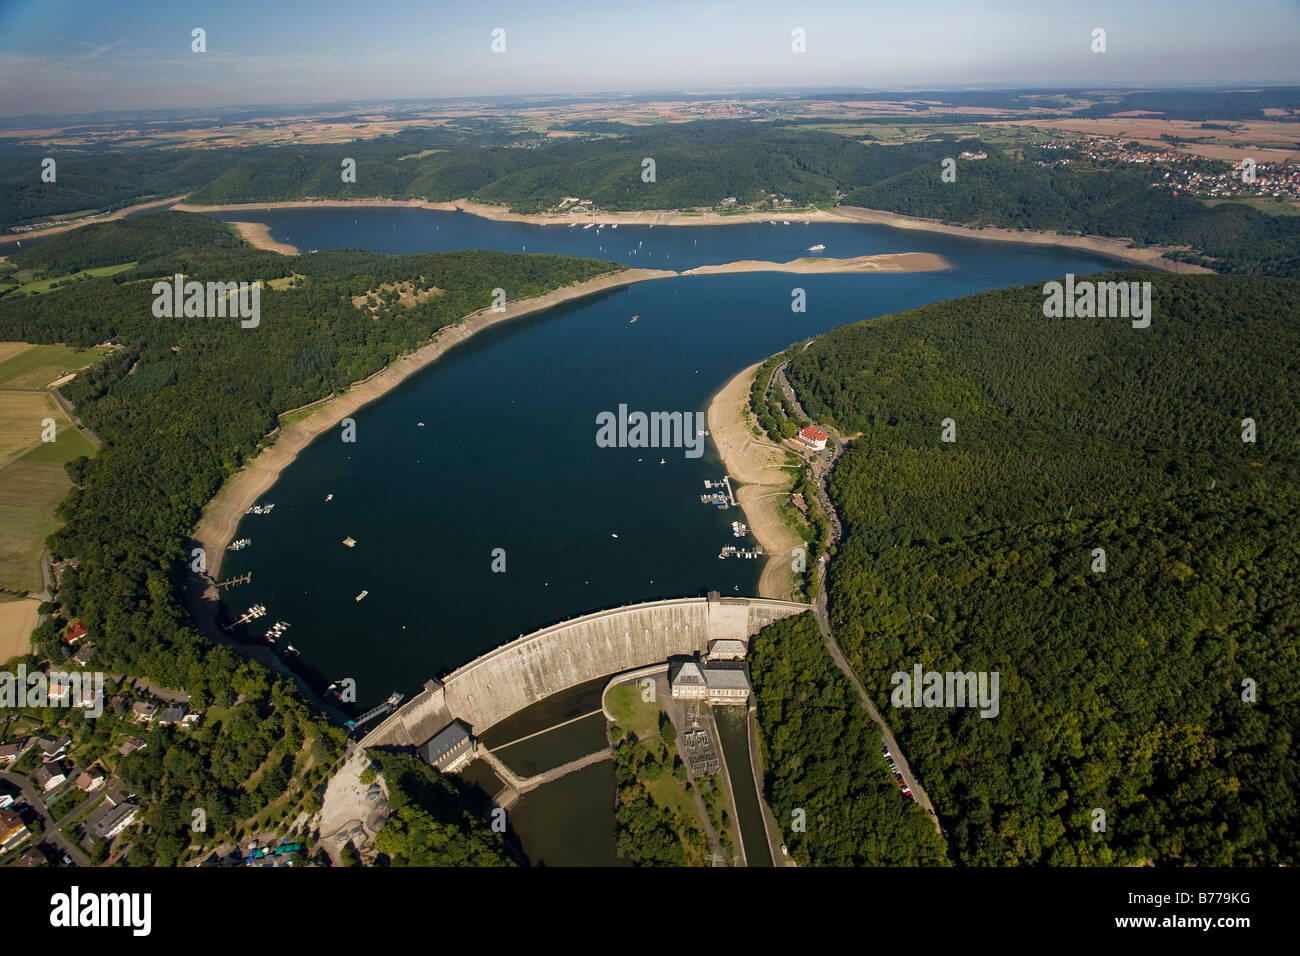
[796,425,828,451]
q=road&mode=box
[0,770,92,866]
[777,365,947,844]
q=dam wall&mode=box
[361,594,808,748]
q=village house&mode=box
[0,779,19,808]
[156,704,189,727]
[34,762,68,793]
[103,779,134,808]
[131,700,158,724]
[0,808,29,851]
[416,720,476,773]
[0,741,23,765]
[89,801,138,841]
[75,768,106,793]
[33,735,70,760]
[12,847,46,867]
[118,737,147,756]
[63,621,88,646]
[72,644,95,667]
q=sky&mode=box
[0,0,1297,116]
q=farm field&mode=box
[0,594,40,663]
[0,394,96,592]
[0,342,112,388]
[0,261,136,298]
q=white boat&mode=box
[583,223,595,230]
[355,590,368,602]
[783,221,790,225]
[611,224,618,229]
[659,458,666,465]
[611,533,619,539]
[417,422,425,427]
[807,244,826,252]
[325,493,333,502]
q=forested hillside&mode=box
[186,122,960,212]
[7,118,1295,277]
[0,213,622,863]
[750,612,950,866]
[371,751,516,866]
[844,156,1300,276]
[783,274,1299,865]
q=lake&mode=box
[209,206,1124,708]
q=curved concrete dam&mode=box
[361,593,809,749]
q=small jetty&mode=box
[245,502,275,515]
[718,545,764,560]
[223,603,267,631]
[215,572,252,590]
[731,521,749,538]
[700,477,736,509]
[228,538,251,551]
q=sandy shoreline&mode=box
[196,266,674,580]
[685,252,951,275]
[833,205,1214,274]
[228,221,300,255]
[0,195,188,250]
[174,196,1213,273]
[706,363,804,601]
[219,214,953,277]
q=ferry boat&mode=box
[807,244,826,252]
[355,590,368,602]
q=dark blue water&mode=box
[212,207,1124,708]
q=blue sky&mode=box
[0,0,1297,116]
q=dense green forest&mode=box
[845,156,1300,276]
[186,122,960,212]
[0,124,513,231]
[8,117,1296,276]
[782,274,1300,865]
[0,213,621,864]
[749,612,950,865]
[370,750,515,866]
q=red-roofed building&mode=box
[64,621,88,646]
[796,425,828,451]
